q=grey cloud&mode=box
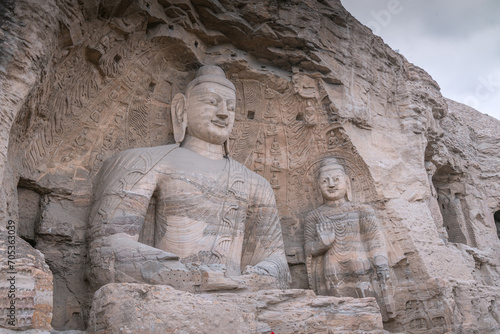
[341,0,500,119]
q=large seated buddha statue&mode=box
[87,65,290,292]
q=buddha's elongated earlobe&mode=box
[171,93,187,144]
[346,174,353,201]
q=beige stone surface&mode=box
[1,0,500,332]
[88,283,387,334]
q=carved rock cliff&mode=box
[0,0,499,333]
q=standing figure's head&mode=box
[171,65,236,145]
[317,158,352,204]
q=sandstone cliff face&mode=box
[1,0,500,333]
[0,0,61,225]
[429,99,500,333]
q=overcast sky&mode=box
[341,0,500,120]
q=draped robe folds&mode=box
[304,202,387,296]
[88,144,290,288]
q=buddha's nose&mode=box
[216,106,229,119]
[327,178,335,187]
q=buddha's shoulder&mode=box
[101,144,179,171]
[104,144,176,162]
[307,202,375,216]
[343,202,376,218]
[229,158,272,186]
[113,144,179,158]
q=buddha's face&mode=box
[318,168,347,202]
[185,81,236,145]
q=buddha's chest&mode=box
[152,171,249,262]
[154,171,250,225]
[324,211,361,232]
[156,172,221,201]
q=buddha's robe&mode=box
[89,144,290,288]
[304,202,386,296]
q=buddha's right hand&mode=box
[109,234,180,262]
[316,221,336,246]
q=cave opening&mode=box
[494,210,500,239]
[432,165,477,247]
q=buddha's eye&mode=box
[209,98,217,105]
[228,104,235,112]
[335,178,339,182]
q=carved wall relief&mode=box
[0,231,53,331]
[224,74,379,278]
[382,278,454,334]
[0,276,36,329]
[9,18,193,182]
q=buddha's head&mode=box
[172,65,236,145]
[317,158,352,203]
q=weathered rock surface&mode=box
[0,230,53,330]
[88,283,386,334]
[1,0,500,333]
[429,99,500,333]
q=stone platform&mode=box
[88,284,387,334]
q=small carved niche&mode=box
[432,165,477,247]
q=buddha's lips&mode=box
[212,120,228,127]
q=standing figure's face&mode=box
[185,81,236,145]
[319,168,348,202]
